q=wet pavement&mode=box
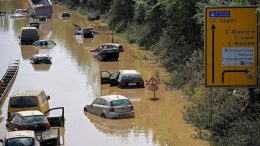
[0,1,208,146]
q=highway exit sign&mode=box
[205,6,258,87]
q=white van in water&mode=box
[20,27,39,45]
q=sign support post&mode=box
[146,76,159,100]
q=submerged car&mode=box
[33,40,56,48]
[6,108,64,132]
[94,47,120,61]
[90,43,124,52]
[0,129,61,146]
[73,30,84,38]
[10,9,28,18]
[60,12,70,17]
[8,89,51,118]
[0,11,6,16]
[20,27,39,45]
[84,95,135,119]
[82,27,94,38]
[30,54,52,64]
[101,70,145,88]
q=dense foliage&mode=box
[55,0,260,145]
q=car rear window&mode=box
[6,137,35,146]
[9,96,38,108]
[23,115,48,125]
[123,74,143,81]
[111,99,131,106]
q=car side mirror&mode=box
[0,139,3,143]
[46,95,50,100]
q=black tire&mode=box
[101,113,106,118]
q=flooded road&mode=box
[0,2,208,146]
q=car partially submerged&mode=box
[8,89,51,118]
[101,70,145,88]
[84,95,135,119]
[30,54,52,64]
[73,30,84,39]
[82,27,94,38]
[94,47,120,61]
[6,108,65,132]
[0,129,61,146]
[10,9,28,18]
[0,11,6,16]
[90,43,124,52]
[33,40,56,48]
[60,12,70,17]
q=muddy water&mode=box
[0,2,208,146]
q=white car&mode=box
[84,95,135,119]
[30,54,52,64]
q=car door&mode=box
[91,98,102,115]
[44,107,64,127]
[39,128,60,146]
[100,71,111,84]
[109,72,120,86]
[38,92,50,114]
[6,114,22,130]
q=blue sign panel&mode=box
[209,11,230,17]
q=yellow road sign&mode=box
[205,6,258,87]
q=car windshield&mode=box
[6,137,35,146]
[111,99,131,106]
[23,115,47,125]
[9,96,38,108]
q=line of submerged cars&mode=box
[1,90,64,146]
[20,20,55,64]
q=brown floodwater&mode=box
[0,2,208,146]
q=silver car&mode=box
[84,95,135,119]
[0,129,61,146]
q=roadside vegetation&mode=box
[54,0,260,145]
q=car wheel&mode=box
[101,113,106,118]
